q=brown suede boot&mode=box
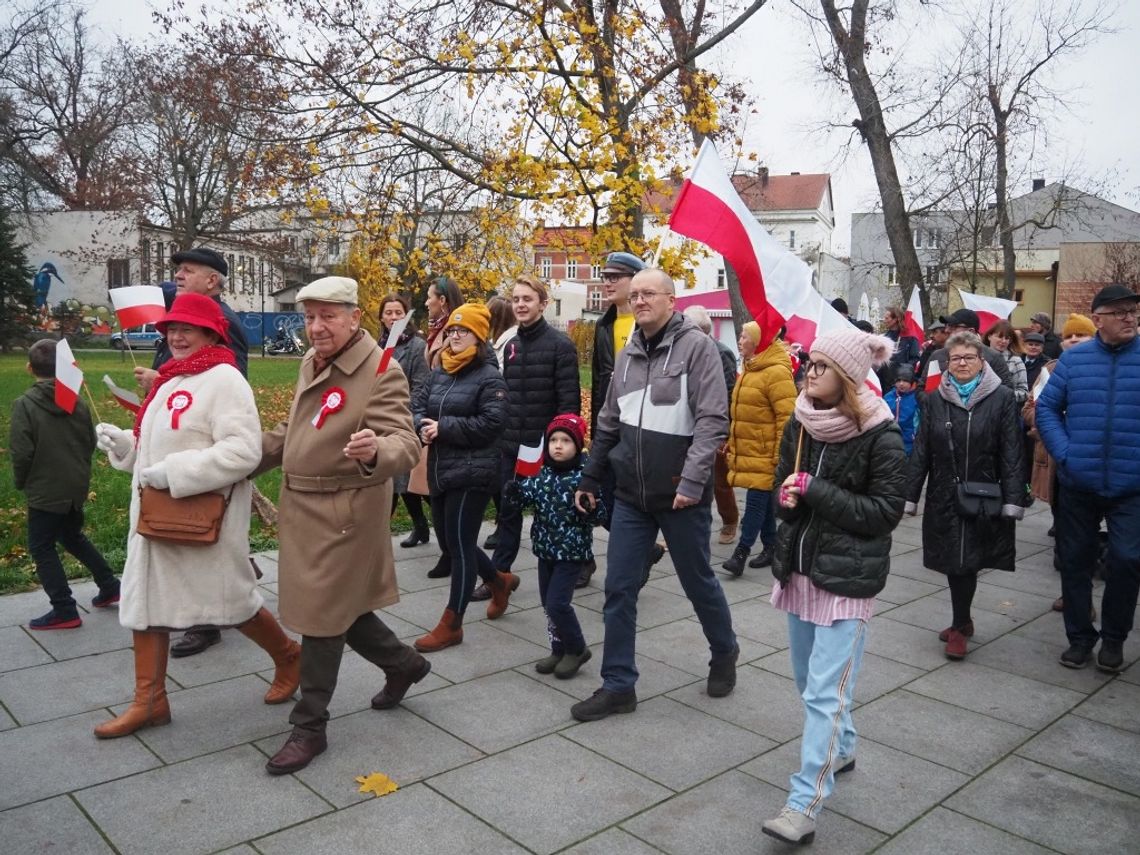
[94,630,171,739]
[486,571,520,620]
[414,608,463,652]
[237,607,302,704]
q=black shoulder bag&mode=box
[945,415,1002,518]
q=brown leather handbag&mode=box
[136,484,235,546]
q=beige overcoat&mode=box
[258,331,421,636]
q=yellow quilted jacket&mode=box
[726,339,798,490]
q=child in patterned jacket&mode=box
[503,413,604,679]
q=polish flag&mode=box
[515,440,544,478]
[377,313,412,374]
[924,359,943,394]
[1031,365,1051,400]
[54,338,83,414]
[102,374,141,413]
[109,285,167,329]
[957,288,1018,335]
[903,287,925,342]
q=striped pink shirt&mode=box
[770,572,874,626]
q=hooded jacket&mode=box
[581,312,728,512]
[726,339,797,490]
[9,380,97,513]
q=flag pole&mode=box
[651,228,672,267]
[81,380,104,424]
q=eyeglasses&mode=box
[444,328,473,338]
[629,290,666,304]
[802,359,830,377]
[948,354,980,364]
[600,273,630,283]
[1094,307,1139,320]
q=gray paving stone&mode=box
[721,598,794,649]
[409,621,548,683]
[645,571,772,605]
[128,675,292,762]
[873,807,1055,855]
[990,562,1065,599]
[0,795,114,854]
[889,525,925,549]
[874,574,943,606]
[366,608,433,641]
[946,755,1139,854]
[756,648,926,706]
[906,662,1085,728]
[431,734,671,854]
[0,589,58,628]
[26,606,132,662]
[546,643,701,701]
[250,551,278,583]
[164,630,277,689]
[75,745,330,855]
[738,736,969,834]
[575,585,706,630]
[0,625,52,672]
[256,707,482,808]
[561,828,665,854]
[969,633,1115,692]
[1009,611,1069,645]
[855,691,1033,774]
[0,703,15,731]
[881,597,1024,643]
[668,664,804,742]
[623,769,886,854]
[256,782,527,854]
[1072,678,1140,734]
[564,696,771,790]
[1017,713,1140,797]
[403,670,576,753]
[861,616,950,670]
[633,620,774,676]
[492,599,606,649]
[0,710,160,810]
[1122,656,1140,685]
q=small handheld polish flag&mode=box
[54,339,83,414]
[514,440,544,478]
[109,285,167,329]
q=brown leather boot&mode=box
[266,730,327,775]
[486,571,520,620]
[414,608,463,652]
[371,655,432,710]
[94,630,171,739]
[237,607,301,704]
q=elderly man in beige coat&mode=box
[257,276,426,775]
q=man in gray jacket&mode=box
[572,269,739,721]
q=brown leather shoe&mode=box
[371,656,432,710]
[944,629,969,660]
[717,523,738,545]
[266,730,327,775]
[487,571,520,620]
[414,608,464,652]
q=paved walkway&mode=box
[1,502,1137,854]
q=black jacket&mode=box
[500,317,580,449]
[772,417,908,598]
[413,348,508,495]
[906,367,1025,575]
[590,305,626,437]
[1042,331,1063,360]
[715,339,738,397]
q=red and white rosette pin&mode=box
[312,387,346,429]
[167,390,193,429]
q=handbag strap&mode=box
[138,483,238,503]
[943,399,966,484]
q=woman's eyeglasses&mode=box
[445,328,473,339]
[802,359,830,377]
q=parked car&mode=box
[110,324,162,350]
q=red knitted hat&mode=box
[546,413,586,452]
[156,293,230,343]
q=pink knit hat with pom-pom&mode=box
[809,329,894,384]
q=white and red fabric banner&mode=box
[109,285,167,330]
[377,313,412,374]
[957,288,1018,335]
[903,287,925,343]
[54,338,83,414]
[102,374,140,413]
[924,359,943,394]
[515,440,544,478]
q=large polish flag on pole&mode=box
[55,338,83,414]
[109,285,167,329]
[903,287,925,342]
[957,288,1018,334]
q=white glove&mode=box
[903,501,918,516]
[139,464,169,490]
[96,423,132,457]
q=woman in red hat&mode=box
[92,292,300,739]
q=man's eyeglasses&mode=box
[802,359,830,377]
[629,290,666,304]
[600,273,630,283]
[1095,307,1139,321]
[948,354,980,364]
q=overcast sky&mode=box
[83,0,1138,254]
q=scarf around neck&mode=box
[441,343,479,374]
[426,315,446,348]
[949,372,982,403]
[133,345,236,437]
[793,385,893,444]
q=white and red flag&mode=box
[377,313,412,374]
[903,287,925,343]
[102,374,140,414]
[924,359,943,394]
[109,285,167,329]
[54,338,83,414]
[515,440,544,478]
[957,288,1018,335]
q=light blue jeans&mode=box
[785,613,867,818]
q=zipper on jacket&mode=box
[1103,350,1117,493]
[433,374,456,487]
[635,341,650,510]
[959,409,972,570]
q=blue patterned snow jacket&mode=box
[1036,333,1140,498]
[503,454,605,562]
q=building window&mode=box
[327,236,341,258]
[926,265,938,283]
[1013,288,1025,304]
[591,263,602,280]
[929,229,941,249]
[886,264,896,284]
[913,229,924,248]
[717,268,726,289]
[588,287,603,311]
[540,256,552,278]
[789,230,796,249]
[107,258,130,288]
[555,298,562,316]
[140,239,150,283]
[567,258,578,279]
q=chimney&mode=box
[758,166,769,186]
[1032,178,1046,191]
[790,171,800,176]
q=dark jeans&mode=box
[432,489,498,615]
[27,506,117,614]
[538,558,586,655]
[737,488,776,552]
[290,612,420,734]
[601,499,737,692]
[1056,486,1140,647]
[490,450,523,571]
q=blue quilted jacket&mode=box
[1036,334,1140,498]
[505,456,605,562]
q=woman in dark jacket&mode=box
[905,331,1025,661]
[380,294,433,548]
[411,303,517,652]
[762,329,908,847]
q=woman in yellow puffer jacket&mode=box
[723,322,798,575]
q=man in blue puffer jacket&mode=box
[1036,284,1140,674]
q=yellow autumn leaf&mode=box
[355,772,399,797]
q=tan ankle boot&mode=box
[237,607,301,704]
[486,571,520,620]
[414,608,463,652]
[94,630,171,738]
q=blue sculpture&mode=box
[33,263,64,309]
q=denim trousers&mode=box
[737,488,776,552]
[27,506,117,614]
[538,558,586,655]
[1056,486,1140,647]
[601,499,737,692]
[431,489,498,616]
[785,613,867,819]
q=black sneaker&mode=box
[1097,640,1125,674]
[722,546,748,577]
[575,559,596,590]
[483,530,500,550]
[708,645,740,697]
[1059,643,1095,669]
[748,548,773,569]
[571,688,638,722]
[28,609,82,630]
[92,584,121,608]
[426,556,451,579]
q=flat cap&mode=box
[1023,331,1046,343]
[295,276,358,305]
[1091,283,1140,312]
[601,251,647,275]
[940,308,980,330]
[172,247,228,277]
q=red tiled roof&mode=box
[645,173,830,214]
[533,226,594,247]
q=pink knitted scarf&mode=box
[793,386,893,443]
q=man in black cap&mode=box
[136,246,251,658]
[1029,312,1063,359]
[929,308,1014,388]
[1022,331,1048,391]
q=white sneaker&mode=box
[762,807,816,844]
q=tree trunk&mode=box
[989,87,1017,300]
